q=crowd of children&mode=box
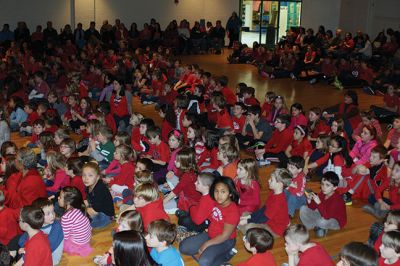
[0,17,400,266]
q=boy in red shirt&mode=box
[16,205,52,266]
[238,228,277,266]
[286,156,307,217]
[26,119,45,149]
[215,75,236,106]
[145,126,171,170]
[239,168,291,238]
[132,118,154,154]
[300,172,347,238]
[284,224,334,266]
[242,87,260,107]
[20,101,39,136]
[0,190,20,245]
[230,102,246,135]
[211,93,233,133]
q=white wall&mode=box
[0,0,71,31]
[301,0,341,32]
[339,0,372,34]
[369,0,400,37]
[0,0,239,31]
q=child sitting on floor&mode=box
[379,231,400,266]
[286,156,307,218]
[299,171,347,238]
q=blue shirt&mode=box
[150,246,184,266]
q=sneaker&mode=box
[362,86,375,95]
[309,78,317,85]
[315,227,328,238]
[343,192,353,206]
[258,158,271,167]
[147,101,154,105]
[142,101,148,105]
[290,73,296,80]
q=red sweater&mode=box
[375,181,400,210]
[190,194,215,225]
[298,243,334,266]
[235,179,260,215]
[264,192,289,236]
[24,231,52,266]
[265,128,293,154]
[110,94,129,118]
[221,87,236,106]
[290,138,313,157]
[27,111,39,125]
[109,161,135,189]
[148,141,170,163]
[0,207,20,245]
[308,191,347,228]
[105,113,117,135]
[136,198,169,232]
[70,175,86,199]
[6,169,47,209]
[237,251,277,266]
[173,171,201,211]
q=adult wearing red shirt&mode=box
[5,148,47,209]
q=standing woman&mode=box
[110,78,131,132]
[226,12,242,48]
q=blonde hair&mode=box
[271,168,292,188]
[46,151,67,175]
[115,144,135,162]
[218,143,239,163]
[134,182,159,202]
[284,224,309,245]
[86,119,102,136]
[82,161,101,176]
[130,112,144,126]
[219,135,240,151]
[316,134,331,153]
[114,132,131,146]
[237,158,259,186]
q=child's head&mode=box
[168,130,184,150]
[361,125,377,143]
[32,198,55,226]
[66,157,83,177]
[146,220,177,248]
[19,205,44,231]
[360,111,375,126]
[114,132,130,146]
[82,162,101,189]
[59,138,76,157]
[338,242,378,266]
[24,101,37,114]
[187,124,202,142]
[146,126,162,144]
[112,230,150,266]
[1,141,17,157]
[210,176,239,206]
[175,148,198,173]
[118,210,143,232]
[284,224,309,252]
[58,186,84,212]
[219,135,240,150]
[33,119,45,135]
[315,135,330,152]
[237,158,259,185]
[134,182,159,208]
[265,91,276,103]
[46,151,67,175]
[134,170,154,187]
[211,93,226,110]
[268,168,292,191]
[233,102,246,117]
[115,144,134,163]
[369,145,386,166]
[293,125,307,141]
[385,211,400,232]
[86,119,101,136]
[139,118,155,136]
[97,126,113,143]
[135,158,152,172]
[287,156,305,176]
[331,118,345,134]
[0,154,18,178]
[195,172,215,195]
[320,172,339,196]
[217,143,239,164]
[54,128,70,145]
[243,228,274,254]
[290,103,303,117]
[274,114,291,130]
[380,231,400,262]
[308,107,322,122]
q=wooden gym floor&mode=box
[12,53,382,265]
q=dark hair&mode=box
[0,243,10,266]
[156,104,176,128]
[217,75,228,87]
[136,158,153,171]
[61,186,85,213]
[371,145,387,159]
[247,105,261,117]
[1,154,18,180]
[139,118,155,129]
[330,135,353,167]
[1,141,17,157]
[148,220,177,246]
[20,205,44,230]
[291,103,303,113]
[245,227,274,253]
[288,156,305,169]
[98,101,111,115]
[345,90,358,106]
[32,197,53,209]
[321,171,339,187]
[210,176,239,204]
[276,114,291,127]
[67,157,83,176]
[146,126,161,139]
[119,210,144,232]
[113,230,152,266]
[10,96,25,110]
[340,242,378,266]
[204,130,220,150]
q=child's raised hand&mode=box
[311,193,321,204]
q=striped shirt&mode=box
[96,141,115,162]
[61,208,92,245]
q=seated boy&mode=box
[20,101,39,136]
[89,126,115,170]
[145,126,171,169]
[285,156,307,218]
[15,205,52,266]
[239,168,291,238]
[145,219,184,266]
[132,118,154,154]
[238,228,277,266]
[26,119,45,149]
[343,145,388,205]
[379,230,400,266]
[18,198,64,265]
[230,102,246,135]
[299,172,347,238]
[284,224,334,266]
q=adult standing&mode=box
[226,12,242,48]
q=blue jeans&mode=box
[90,212,112,228]
[248,206,269,224]
[285,190,306,217]
[179,232,236,266]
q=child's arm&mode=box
[199,223,236,254]
[46,173,66,193]
[285,145,293,158]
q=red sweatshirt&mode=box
[173,171,201,211]
[24,231,52,266]
[220,87,236,106]
[264,192,289,236]
[190,194,215,225]
[308,191,347,228]
[237,251,277,266]
[375,181,400,210]
[136,198,169,231]
[0,207,21,245]
[265,128,293,154]
[109,161,135,189]
[235,179,260,215]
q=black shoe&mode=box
[343,192,353,206]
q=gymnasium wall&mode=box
[0,0,239,31]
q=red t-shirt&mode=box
[109,161,135,189]
[208,202,240,239]
[110,94,129,118]
[235,179,260,215]
[27,111,39,125]
[265,128,293,154]
[308,191,347,228]
[291,138,313,157]
[237,251,277,266]
[149,141,170,163]
[264,192,289,236]
[173,171,201,210]
[24,231,52,266]
[232,115,246,134]
[70,176,86,199]
[298,243,334,266]
[384,94,399,110]
[288,172,306,197]
[217,109,233,130]
[221,87,237,106]
[136,198,170,232]
[161,120,174,143]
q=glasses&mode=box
[60,145,70,149]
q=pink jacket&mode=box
[350,139,378,165]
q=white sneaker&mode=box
[258,159,271,167]
[142,101,148,105]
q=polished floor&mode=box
[12,53,382,265]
